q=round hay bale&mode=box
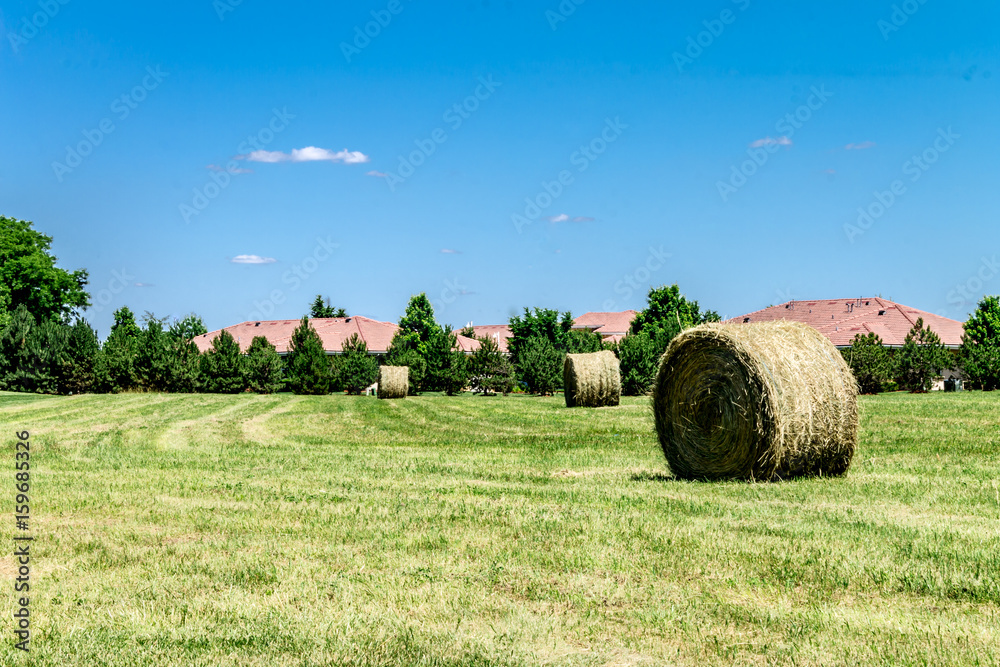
[564,350,621,408]
[652,321,857,481]
[378,365,408,399]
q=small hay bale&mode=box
[564,350,621,408]
[652,321,858,481]
[378,366,408,399]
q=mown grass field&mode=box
[1,390,998,666]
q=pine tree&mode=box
[200,330,247,393]
[285,317,331,395]
[336,333,378,395]
[843,332,894,394]
[896,318,951,392]
[246,336,284,394]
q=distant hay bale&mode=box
[652,321,858,481]
[378,366,408,399]
[564,350,621,408]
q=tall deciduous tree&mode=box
[960,296,1000,391]
[0,216,90,323]
[629,284,720,345]
[507,308,574,368]
[614,332,661,396]
[517,336,564,395]
[468,334,514,396]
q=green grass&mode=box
[1,390,998,665]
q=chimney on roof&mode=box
[743,317,750,323]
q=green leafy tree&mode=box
[200,330,247,394]
[615,332,661,396]
[842,333,894,394]
[59,319,100,394]
[0,216,90,322]
[169,313,208,341]
[0,305,67,394]
[309,295,347,319]
[285,317,331,395]
[427,326,469,395]
[896,318,951,393]
[98,306,142,392]
[387,294,442,391]
[507,308,574,369]
[517,336,564,395]
[468,334,514,396]
[336,333,378,395]
[566,328,605,353]
[960,296,1000,391]
[245,336,284,394]
[630,284,720,345]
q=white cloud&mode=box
[749,136,793,148]
[845,141,876,150]
[545,214,570,223]
[367,170,388,177]
[238,146,370,164]
[134,282,155,287]
[231,255,277,264]
[440,249,462,254]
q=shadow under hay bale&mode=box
[378,366,408,399]
[652,321,858,481]
[564,350,621,408]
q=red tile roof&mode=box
[726,298,964,347]
[195,316,482,355]
[471,325,512,353]
[573,311,638,337]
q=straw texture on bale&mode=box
[564,350,621,408]
[652,321,858,481]
[378,366,409,399]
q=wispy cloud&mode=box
[134,282,155,287]
[545,214,595,223]
[207,163,252,174]
[231,254,277,265]
[749,136,793,148]
[844,141,876,150]
[366,170,388,177]
[238,146,370,164]
[440,249,462,254]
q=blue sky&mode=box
[2,0,998,336]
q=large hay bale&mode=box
[378,366,408,399]
[652,321,857,481]
[564,350,621,408]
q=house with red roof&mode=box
[571,310,638,345]
[726,297,964,348]
[194,316,481,356]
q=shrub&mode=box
[517,336,564,395]
[615,332,661,396]
[896,318,951,392]
[842,332,893,394]
[468,335,514,396]
[336,333,378,395]
[246,336,284,394]
[200,330,247,394]
[285,317,331,395]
